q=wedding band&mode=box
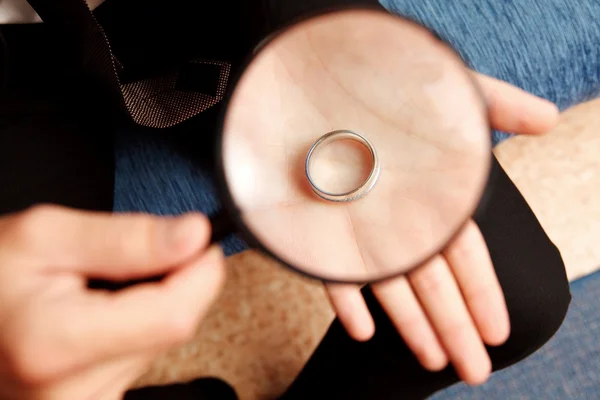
[305,130,380,202]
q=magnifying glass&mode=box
[209,6,491,284]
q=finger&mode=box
[474,73,560,135]
[372,276,448,371]
[409,256,491,385]
[444,221,510,346]
[65,246,226,369]
[2,205,211,279]
[326,284,374,341]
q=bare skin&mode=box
[0,208,225,400]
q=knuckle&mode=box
[411,268,446,294]
[8,205,59,244]
[515,114,536,134]
[448,223,481,259]
[447,239,473,262]
[22,205,61,225]
[6,351,49,387]
[438,319,474,342]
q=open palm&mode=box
[224,10,490,281]
[221,9,560,385]
[325,71,559,385]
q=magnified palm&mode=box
[222,9,490,282]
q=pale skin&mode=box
[0,208,226,400]
[223,11,494,281]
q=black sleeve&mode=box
[0,23,114,215]
[26,0,387,80]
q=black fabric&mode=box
[175,62,224,97]
[264,0,385,34]
[91,0,250,77]
[24,0,238,129]
[21,0,387,130]
[124,378,238,400]
[0,23,114,215]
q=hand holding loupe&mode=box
[209,7,491,284]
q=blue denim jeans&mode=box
[114,0,600,254]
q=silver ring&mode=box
[305,130,380,202]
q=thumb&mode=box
[0,205,211,280]
[474,73,560,135]
[80,246,226,369]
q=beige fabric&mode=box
[134,251,335,400]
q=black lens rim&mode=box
[212,5,493,284]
